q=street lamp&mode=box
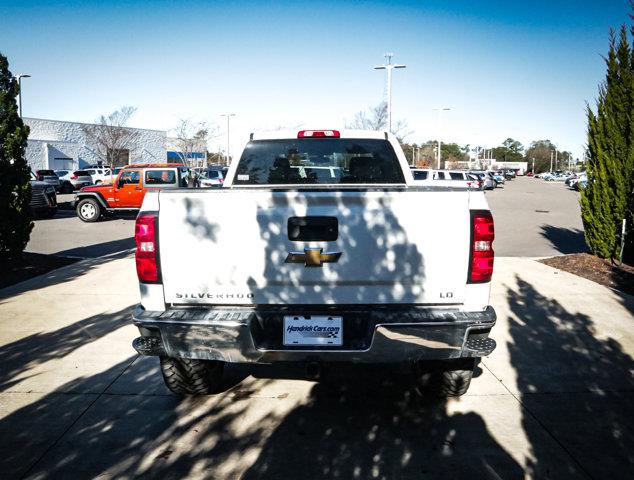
[374,53,406,133]
[16,74,31,118]
[220,114,235,166]
[432,107,451,169]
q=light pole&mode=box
[374,53,406,133]
[432,107,451,169]
[16,74,31,118]
[220,113,235,166]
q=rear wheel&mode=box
[416,358,475,397]
[160,356,224,395]
[76,198,101,222]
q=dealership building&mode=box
[24,117,168,172]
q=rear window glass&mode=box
[74,170,89,176]
[145,169,176,185]
[413,170,428,180]
[38,170,55,175]
[203,170,222,179]
[449,172,464,180]
[234,138,405,185]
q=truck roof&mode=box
[249,129,392,141]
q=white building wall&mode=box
[24,118,167,171]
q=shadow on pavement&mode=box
[2,360,525,479]
[0,250,132,302]
[507,274,634,478]
[0,306,133,392]
[54,237,135,258]
[540,225,588,255]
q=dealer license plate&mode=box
[283,315,343,347]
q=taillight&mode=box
[469,210,494,283]
[298,130,340,138]
[135,213,160,283]
[71,174,77,180]
[219,177,224,183]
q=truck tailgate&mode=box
[158,189,471,305]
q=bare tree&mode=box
[346,102,412,142]
[82,106,140,168]
[172,119,220,167]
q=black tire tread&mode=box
[417,359,475,397]
[160,356,223,395]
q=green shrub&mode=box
[582,27,634,261]
[0,53,32,258]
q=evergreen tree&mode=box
[582,26,634,260]
[0,53,32,258]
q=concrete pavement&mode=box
[0,255,632,478]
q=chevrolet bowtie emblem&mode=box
[285,248,342,268]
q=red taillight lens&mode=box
[297,130,340,138]
[469,211,494,283]
[71,174,77,179]
[135,213,160,283]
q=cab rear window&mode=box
[234,138,405,185]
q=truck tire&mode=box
[417,358,475,397]
[159,356,224,395]
[76,198,101,222]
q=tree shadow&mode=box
[0,305,133,392]
[540,225,588,254]
[242,367,524,479]
[507,275,634,478]
[0,250,132,303]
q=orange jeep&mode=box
[74,163,187,222]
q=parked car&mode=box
[132,129,497,397]
[469,171,496,190]
[434,170,483,189]
[502,169,516,180]
[35,169,61,191]
[487,171,505,187]
[526,172,534,177]
[85,167,112,184]
[74,163,186,222]
[411,169,431,181]
[29,172,57,218]
[197,167,225,187]
[69,170,93,190]
[54,170,75,193]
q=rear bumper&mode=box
[132,305,496,364]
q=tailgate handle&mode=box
[288,216,338,241]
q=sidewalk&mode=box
[0,256,632,479]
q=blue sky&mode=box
[0,0,629,159]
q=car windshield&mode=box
[233,138,405,185]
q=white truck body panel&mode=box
[157,188,474,306]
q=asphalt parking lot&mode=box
[487,177,587,257]
[27,177,586,259]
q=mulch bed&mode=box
[0,253,79,289]
[540,253,634,296]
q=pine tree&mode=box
[582,26,634,261]
[0,53,32,258]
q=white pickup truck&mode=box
[132,129,496,396]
